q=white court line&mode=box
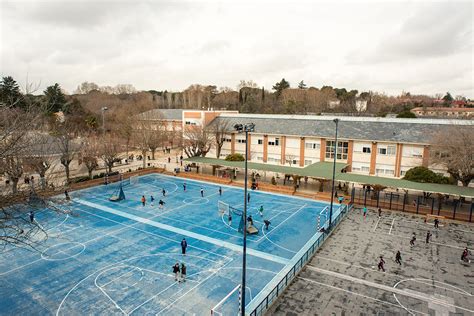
[307,266,474,314]
[380,232,467,250]
[373,217,381,232]
[255,204,307,243]
[75,199,289,265]
[297,276,427,315]
[94,273,127,315]
[389,218,395,235]
[261,224,297,254]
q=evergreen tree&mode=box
[0,76,24,108]
[272,78,290,97]
[43,83,67,113]
[298,80,307,89]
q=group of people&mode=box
[172,238,188,282]
[140,189,166,209]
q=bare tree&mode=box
[100,134,123,173]
[431,127,474,186]
[79,136,100,179]
[52,122,79,184]
[285,154,297,167]
[24,133,58,190]
[183,127,214,158]
[206,119,230,158]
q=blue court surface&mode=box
[0,173,344,315]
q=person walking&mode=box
[378,208,382,217]
[29,210,35,223]
[395,250,402,265]
[150,195,155,206]
[172,262,180,281]
[162,188,166,197]
[434,218,439,229]
[228,213,232,226]
[247,192,250,203]
[363,206,368,219]
[219,187,222,196]
[378,256,386,272]
[180,263,187,282]
[158,199,165,209]
[141,195,146,207]
[259,205,264,217]
[183,182,186,192]
[64,190,70,201]
[461,247,470,263]
[410,233,416,246]
[426,231,432,244]
[168,157,171,164]
[181,238,188,255]
[200,188,204,197]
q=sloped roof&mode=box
[207,114,474,145]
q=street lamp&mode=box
[101,106,108,134]
[234,122,255,316]
[328,118,339,230]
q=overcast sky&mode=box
[1,0,472,97]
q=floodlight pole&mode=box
[101,106,108,135]
[329,118,339,230]
[234,123,254,316]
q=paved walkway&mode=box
[268,208,474,315]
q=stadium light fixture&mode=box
[234,122,255,316]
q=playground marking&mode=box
[261,224,297,254]
[307,266,474,313]
[389,218,395,235]
[373,217,381,232]
[75,199,289,265]
[255,204,307,243]
[41,242,86,261]
[297,276,426,315]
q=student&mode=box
[247,193,250,203]
[141,195,146,207]
[338,196,344,204]
[64,190,70,201]
[259,205,264,217]
[200,188,204,197]
[228,213,232,226]
[29,211,34,223]
[461,247,469,263]
[180,263,187,282]
[150,196,155,206]
[378,208,382,217]
[426,231,432,244]
[395,251,402,265]
[363,206,367,218]
[168,157,171,163]
[219,187,222,196]
[410,233,416,246]
[434,218,439,229]
[183,182,187,192]
[247,215,253,227]
[264,219,271,230]
[181,238,188,255]
[378,256,386,272]
[158,199,165,209]
[162,188,166,197]
[172,262,180,281]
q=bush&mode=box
[92,171,119,179]
[225,153,245,161]
[71,176,91,183]
[396,110,416,118]
[403,167,454,184]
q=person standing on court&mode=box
[183,182,186,192]
[264,219,271,230]
[247,192,250,203]
[395,250,402,265]
[228,213,232,226]
[172,262,180,281]
[29,210,35,223]
[64,190,70,201]
[180,263,187,282]
[200,188,204,197]
[259,205,264,217]
[162,188,166,197]
[434,218,439,229]
[378,208,382,217]
[410,233,416,246]
[150,195,155,206]
[141,195,146,207]
[378,256,386,272]
[219,187,222,196]
[363,206,367,219]
[426,231,432,244]
[181,238,188,255]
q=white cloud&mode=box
[0,0,472,97]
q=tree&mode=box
[74,82,99,94]
[183,127,214,158]
[430,127,474,186]
[25,133,58,190]
[79,136,100,179]
[237,80,258,90]
[225,153,244,161]
[285,154,297,166]
[298,80,307,89]
[43,83,67,113]
[52,121,79,184]
[100,134,123,173]
[272,78,290,97]
[396,110,416,118]
[442,92,453,104]
[0,76,24,108]
[207,119,230,158]
[403,166,453,184]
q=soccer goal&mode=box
[218,200,230,215]
[210,284,241,316]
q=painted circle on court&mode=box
[183,197,209,205]
[41,242,86,261]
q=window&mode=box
[258,139,263,145]
[325,141,349,159]
[268,138,280,146]
[305,159,312,166]
[237,139,246,144]
[185,121,197,125]
[305,142,320,150]
[362,147,371,153]
[257,156,263,161]
[378,145,396,156]
[223,138,232,143]
[361,166,370,172]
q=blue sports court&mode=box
[0,173,346,315]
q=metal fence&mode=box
[350,188,473,222]
[248,203,352,316]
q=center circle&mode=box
[183,197,209,205]
[41,242,86,261]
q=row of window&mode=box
[325,141,349,160]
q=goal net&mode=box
[129,175,139,186]
[210,284,241,316]
[219,201,244,233]
[218,200,230,215]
